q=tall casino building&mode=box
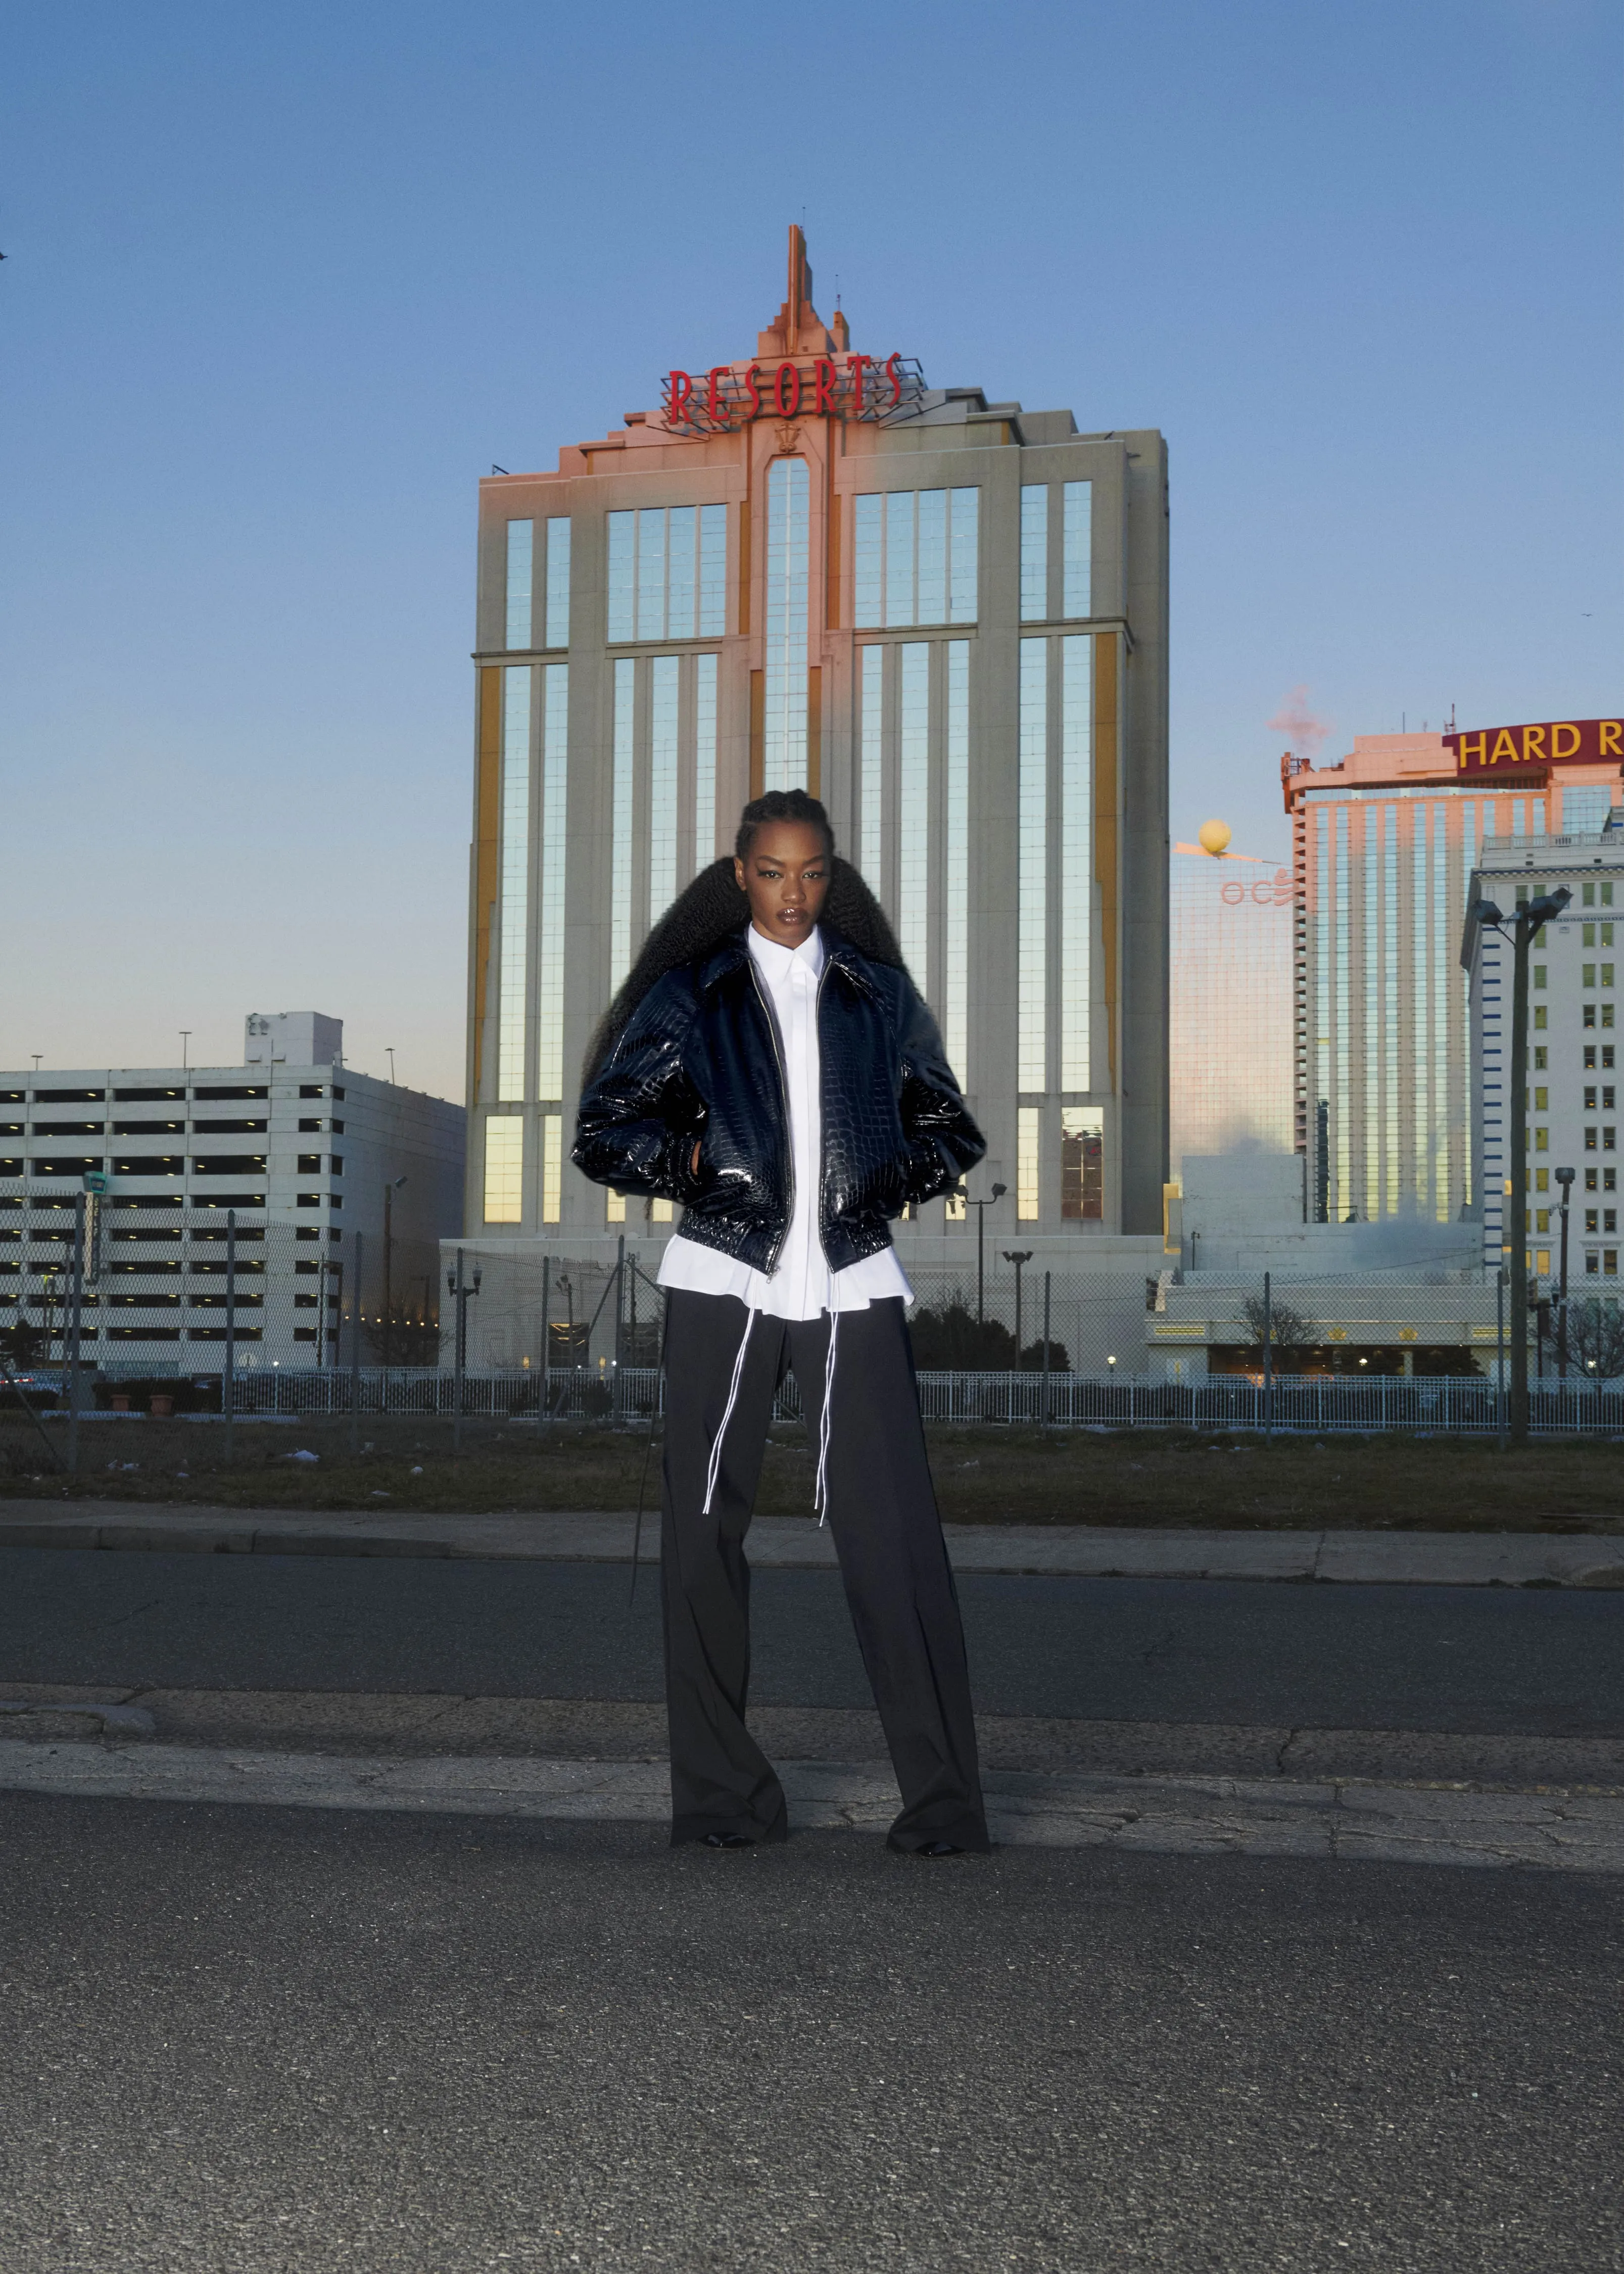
[463,231,1170,1268]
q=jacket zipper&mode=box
[749,960,794,1274]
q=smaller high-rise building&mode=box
[1466,825,1624,1286]
[1168,828,1294,1177]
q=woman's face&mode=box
[734,821,831,947]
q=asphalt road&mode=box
[3,1546,1622,1734]
[2,1793,1619,2274]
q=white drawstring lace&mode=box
[814,1310,839,1525]
[700,1307,756,1517]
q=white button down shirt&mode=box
[658,925,913,1319]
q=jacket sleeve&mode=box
[893,976,987,1205]
[571,978,706,1202]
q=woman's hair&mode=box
[734,787,833,861]
[582,820,906,1083]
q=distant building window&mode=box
[297,1154,321,1174]
[484,1116,523,1225]
[606,504,725,643]
[545,516,571,649]
[1017,1105,1041,1222]
[1062,481,1091,619]
[1061,1106,1104,1221]
[1020,485,1047,622]
[542,1113,562,1226]
[505,519,533,649]
[851,488,978,629]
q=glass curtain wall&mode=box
[764,458,809,791]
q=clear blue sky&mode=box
[2,0,1618,1099]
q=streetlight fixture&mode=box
[381,1176,408,1370]
[446,1249,482,1452]
[1468,885,1572,1444]
[1002,1250,1033,1363]
[958,1181,1008,1324]
[1554,1165,1575,1381]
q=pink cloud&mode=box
[1268,685,1331,760]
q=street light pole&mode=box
[1470,886,1571,1446]
[1003,1250,1033,1363]
[1555,1164,1575,1382]
[960,1181,1008,1324]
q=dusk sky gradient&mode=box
[2,0,1619,1101]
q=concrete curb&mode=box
[4,1737,1621,1872]
[2,1499,1622,1585]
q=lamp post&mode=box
[1555,1164,1575,1382]
[1469,886,1572,1445]
[959,1181,1008,1324]
[1003,1250,1033,1364]
[381,1175,407,1370]
[446,1249,482,1452]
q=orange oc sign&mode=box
[1446,718,1624,777]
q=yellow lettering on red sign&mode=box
[1456,733,1486,769]
[1603,721,1623,756]
[1551,722,1581,759]
[1522,724,1547,761]
[1490,728,1519,765]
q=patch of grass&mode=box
[1,1414,1621,1532]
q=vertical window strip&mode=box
[605,1189,626,1224]
[1334,807,1350,1216]
[606,512,635,645]
[1018,639,1048,1091]
[649,656,680,919]
[1017,1106,1041,1221]
[1413,811,1428,1213]
[1384,805,1399,1214]
[897,645,930,979]
[1433,806,1449,1221]
[698,505,727,638]
[497,667,531,1102]
[1060,635,1092,1093]
[544,518,570,649]
[944,642,970,1083]
[541,1114,561,1225]
[637,507,665,642]
[667,506,696,640]
[1461,806,1476,1208]
[764,458,809,791]
[1020,486,1048,622]
[916,490,947,626]
[853,494,882,629]
[1364,809,1380,1219]
[694,654,718,876]
[1062,482,1091,619]
[948,489,979,624]
[505,522,534,651]
[1315,814,1331,1218]
[885,491,915,627]
[610,658,636,991]
[536,665,568,1102]
[483,1117,523,1224]
[860,646,884,883]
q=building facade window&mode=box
[544,517,570,649]
[695,652,718,871]
[1020,486,1048,623]
[536,664,569,1103]
[1061,1105,1104,1220]
[541,1114,562,1225]
[484,1117,523,1224]
[944,640,970,1086]
[649,655,681,918]
[851,488,979,630]
[764,458,809,791]
[1017,1106,1041,1221]
[859,645,884,882]
[1062,482,1092,619]
[497,666,532,1101]
[1018,638,1048,1092]
[606,504,726,644]
[611,657,636,991]
[897,644,930,978]
[1060,635,1092,1093]
[505,522,534,651]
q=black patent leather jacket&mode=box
[572,927,986,1274]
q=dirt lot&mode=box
[3,1413,1622,1532]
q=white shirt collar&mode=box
[746,923,825,981]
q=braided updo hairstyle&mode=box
[582,792,905,1082]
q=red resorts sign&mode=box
[1446,718,1624,778]
[661,355,919,433]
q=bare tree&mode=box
[1565,1297,1624,1394]
[1236,1293,1314,1353]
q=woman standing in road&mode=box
[574,789,990,1857]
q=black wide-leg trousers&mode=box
[659,1289,989,1852]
